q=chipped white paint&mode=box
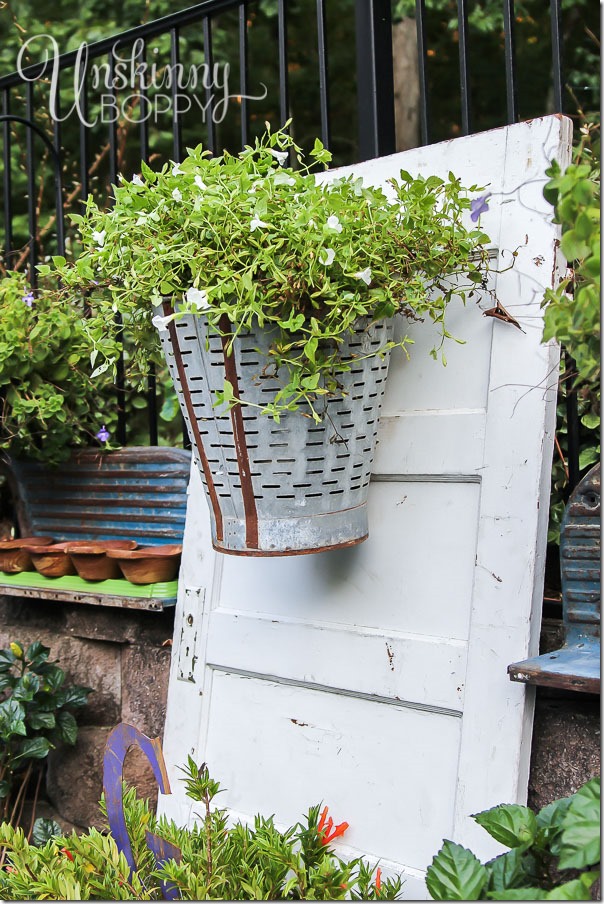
[176,587,204,683]
[160,116,572,898]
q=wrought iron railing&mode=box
[0,0,590,486]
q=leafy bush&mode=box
[0,641,91,835]
[542,116,600,392]
[542,114,600,543]
[0,759,402,899]
[426,777,600,900]
[0,272,107,464]
[0,270,185,461]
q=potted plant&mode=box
[52,127,493,556]
[0,271,109,466]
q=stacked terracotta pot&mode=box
[0,538,181,584]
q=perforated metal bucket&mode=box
[156,304,393,555]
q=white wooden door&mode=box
[159,115,572,897]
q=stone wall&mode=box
[0,595,599,833]
[0,596,174,830]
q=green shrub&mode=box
[542,116,600,392]
[542,114,600,543]
[0,641,91,835]
[0,272,107,464]
[426,777,600,900]
[0,759,402,899]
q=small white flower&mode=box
[172,188,182,202]
[326,215,342,233]
[250,216,269,231]
[320,248,336,266]
[354,267,372,285]
[270,149,288,165]
[132,174,143,185]
[172,163,184,175]
[194,174,206,190]
[272,171,296,186]
[152,313,176,334]
[186,286,210,311]
[92,230,106,247]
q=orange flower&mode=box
[375,867,382,892]
[317,805,349,845]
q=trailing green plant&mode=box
[0,271,113,464]
[50,125,493,423]
[542,114,600,391]
[0,270,184,462]
[426,777,601,900]
[0,759,403,899]
[0,640,91,839]
[541,113,600,543]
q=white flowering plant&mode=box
[49,125,492,420]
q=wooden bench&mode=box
[0,447,191,612]
[508,463,600,694]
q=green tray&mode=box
[0,571,178,598]
[0,572,178,610]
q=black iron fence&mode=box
[0,0,594,481]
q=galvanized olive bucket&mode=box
[155,305,393,555]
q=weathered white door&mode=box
[159,115,571,897]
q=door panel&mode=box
[160,116,572,896]
[204,672,462,866]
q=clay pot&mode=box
[65,540,138,581]
[106,545,182,584]
[23,540,97,578]
[0,537,55,574]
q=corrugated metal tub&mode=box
[156,307,393,556]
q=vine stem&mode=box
[9,760,32,827]
[204,789,213,883]
[554,433,569,480]
[26,767,43,842]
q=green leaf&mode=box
[28,711,56,730]
[486,848,531,892]
[560,231,589,263]
[557,778,600,870]
[536,797,572,852]
[426,840,487,900]
[544,876,595,900]
[56,685,92,709]
[55,710,78,746]
[42,666,66,694]
[25,641,50,666]
[0,648,16,670]
[579,446,600,470]
[580,412,600,430]
[573,211,594,242]
[13,736,52,761]
[489,888,547,900]
[473,804,538,849]
[31,817,62,847]
[0,698,27,737]
[13,671,41,701]
[304,337,318,363]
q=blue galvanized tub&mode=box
[155,306,393,556]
